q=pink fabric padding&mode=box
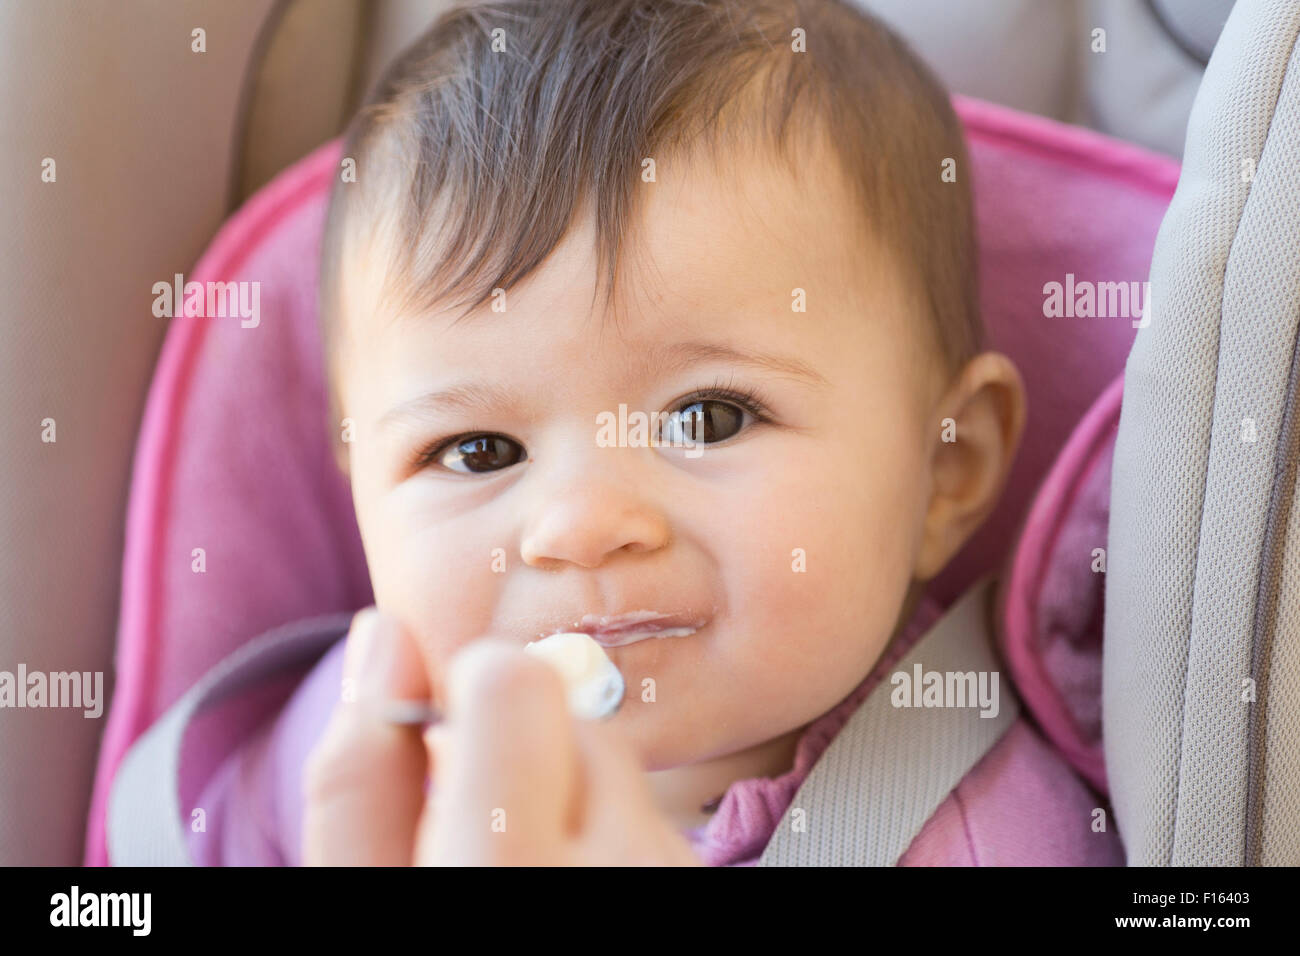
[84,139,368,866]
[85,96,1182,866]
[953,94,1183,200]
[996,373,1125,795]
[930,96,1180,612]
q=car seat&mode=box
[86,92,1182,864]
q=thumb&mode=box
[302,608,433,865]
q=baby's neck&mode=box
[644,724,806,833]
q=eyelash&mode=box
[409,374,775,472]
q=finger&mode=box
[302,608,432,865]
[570,719,702,866]
[341,607,434,705]
[568,717,653,835]
[431,639,580,863]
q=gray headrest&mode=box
[1105,0,1300,865]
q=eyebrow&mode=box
[652,340,828,386]
[378,380,526,432]
[377,339,827,430]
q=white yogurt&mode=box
[523,631,626,720]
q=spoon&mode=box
[383,631,626,728]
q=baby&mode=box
[197,0,1123,866]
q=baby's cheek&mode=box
[736,471,914,705]
[366,508,503,689]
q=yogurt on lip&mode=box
[583,624,701,647]
[575,610,709,648]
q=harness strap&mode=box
[759,575,1019,866]
[107,613,351,866]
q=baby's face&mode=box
[337,141,945,770]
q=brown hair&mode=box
[319,0,981,421]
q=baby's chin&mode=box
[600,689,792,776]
[609,713,722,773]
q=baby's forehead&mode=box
[340,135,877,344]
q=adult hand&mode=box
[302,609,701,866]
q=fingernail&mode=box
[352,609,397,696]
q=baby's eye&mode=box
[659,398,748,446]
[430,434,526,474]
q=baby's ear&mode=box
[912,352,1027,582]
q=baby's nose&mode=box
[519,475,670,570]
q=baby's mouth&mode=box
[569,611,709,648]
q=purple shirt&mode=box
[189,597,1124,866]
